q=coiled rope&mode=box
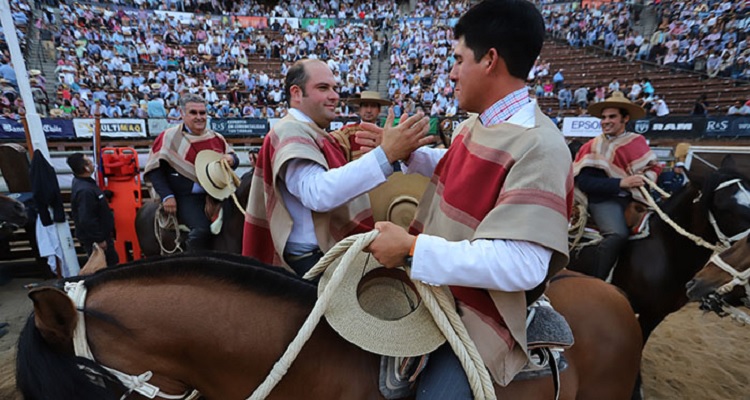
[247,230,496,400]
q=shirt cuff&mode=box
[162,194,175,201]
[373,146,395,177]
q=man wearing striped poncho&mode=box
[366,0,574,397]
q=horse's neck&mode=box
[85,278,380,398]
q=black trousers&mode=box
[176,193,211,251]
[284,249,323,280]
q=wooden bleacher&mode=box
[537,40,748,116]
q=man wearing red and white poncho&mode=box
[242,60,433,276]
[573,92,661,281]
[367,0,574,397]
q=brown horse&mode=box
[16,253,642,400]
[687,234,750,309]
[568,161,750,343]
[0,193,27,239]
[135,171,252,256]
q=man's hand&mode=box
[378,108,436,164]
[163,197,177,214]
[222,153,235,167]
[367,221,417,268]
[354,124,383,154]
[620,175,646,189]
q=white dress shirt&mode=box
[403,100,552,292]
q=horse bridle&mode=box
[700,253,750,325]
[707,178,750,248]
[65,281,201,400]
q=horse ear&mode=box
[29,287,78,352]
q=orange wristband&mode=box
[409,235,419,256]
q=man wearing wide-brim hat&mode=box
[330,91,392,161]
[573,91,662,280]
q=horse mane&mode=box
[16,315,125,400]
[82,252,318,305]
[700,167,750,212]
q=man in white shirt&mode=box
[361,0,572,396]
[242,59,433,276]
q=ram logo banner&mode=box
[634,120,650,134]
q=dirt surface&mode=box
[1,278,748,399]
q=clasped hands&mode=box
[354,108,436,163]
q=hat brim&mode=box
[348,97,392,106]
[588,100,646,120]
[369,172,429,228]
[318,251,446,357]
[195,150,237,200]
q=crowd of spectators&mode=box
[3,0,750,122]
[545,0,750,80]
[33,0,389,120]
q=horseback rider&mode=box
[242,59,433,276]
[330,91,392,161]
[573,92,662,280]
[366,0,573,395]
[144,93,239,251]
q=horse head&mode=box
[687,235,750,306]
[0,194,27,239]
[17,285,125,400]
[699,166,750,248]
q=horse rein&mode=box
[64,281,201,400]
[701,254,750,326]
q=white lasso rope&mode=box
[219,158,246,216]
[154,205,183,255]
[638,177,725,253]
[248,230,495,400]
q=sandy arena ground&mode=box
[1,278,748,399]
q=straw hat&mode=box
[195,150,239,200]
[588,92,646,120]
[151,83,162,90]
[348,91,392,106]
[49,108,64,117]
[29,69,41,76]
[368,172,429,229]
[318,251,446,357]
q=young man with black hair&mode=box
[66,153,119,266]
[365,0,573,396]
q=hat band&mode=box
[204,162,226,191]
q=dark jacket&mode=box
[30,150,65,226]
[70,176,115,244]
[575,167,630,204]
[145,153,240,200]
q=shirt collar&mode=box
[479,87,531,127]
[288,107,314,123]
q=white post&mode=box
[0,0,50,161]
[0,0,80,275]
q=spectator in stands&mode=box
[728,100,744,115]
[242,59,431,276]
[558,85,572,110]
[740,100,750,116]
[66,153,119,267]
[144,93,238,251]
[574,93,660,280]
[692,94,709,116]
[657,161,688,197]
[652,95,670,117]
[574,85,588,109]
[552,68,564,91]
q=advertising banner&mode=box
[704,116,750,137]
[154,10,196,24]
[0,118,76,140]
[209,118,269,137]
[73,118,148,138]
[329,116,361,132]
[628,117,705,138]
[270,17,300,29]
[232,16,269,29]
[562,117,602,137]
[301,18,337,30]
[147,118,180,137]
